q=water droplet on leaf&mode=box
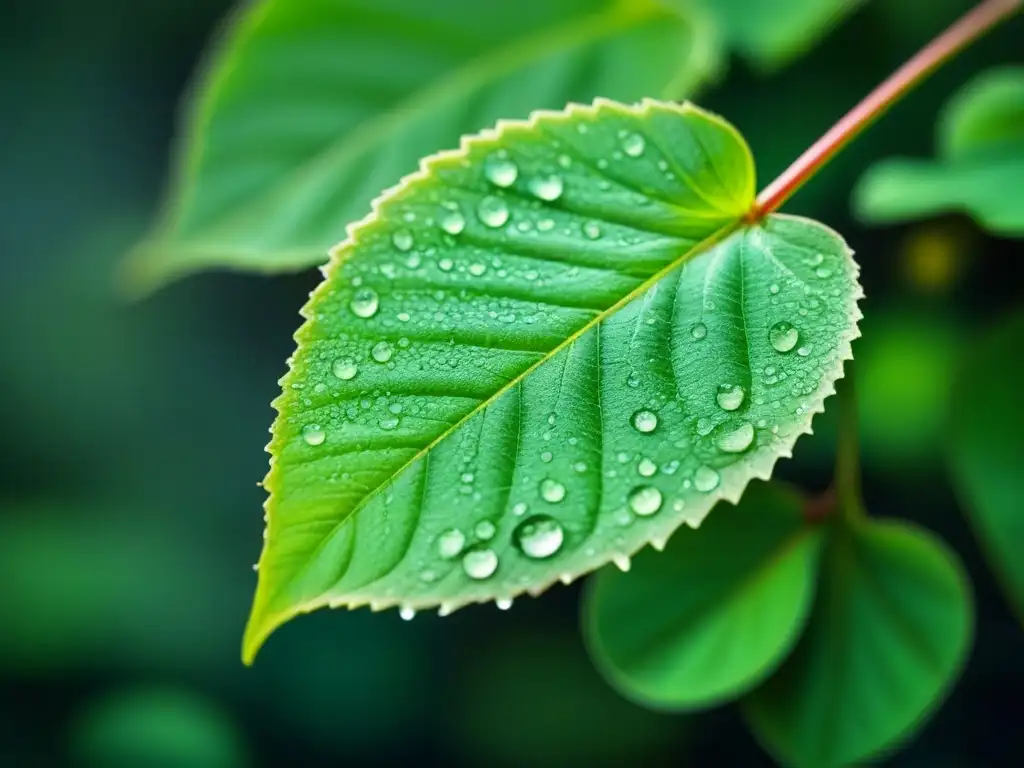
[539,478,566,503]
[628,486,663,516]
[693,466,720,492]
[350,288,380,318]
[632,409,658,433]
[769,321,799,353]
[462,547,498,580]
[715,422,755,453]
[484,153,518,188]
[371,341,393,362]
[302,425,326,446]
[716,383,746,411]
[477,196,509,228]
[332,358,358,380]
[437,528,466,559]
[513,515,564,559]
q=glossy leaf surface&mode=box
[243,99,862,663]
[583,482,822,710]
[949,311,1024,624]
[126,0,719,291]
[744,519,972,768]
[855,66,1024,235]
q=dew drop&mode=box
[440,210,466,235]
[399,606,416,621]
[513,515,564,559]
[540,451,553,463]
[693,465,720,492]
[332,358,358,381]
[528,174,563,201]
[621,132,645,157]
[512,501,528,516]
[769,321,799,353]
[437,528,466,559]
[716,383,746,411]
[350,288,380,318]
[468,262,486,276]
[632,409,658,433]
[302,424,325,446]
[484,153,518,188]
[797,345,811,357]
[475,520,496,541]
[816,266,833,279]
[379,416,400,430]
[539,478,566,503]
[496,597,513,611]
[769,283,780,295]
[477,196,509,227]
[628,485,663,516]
[438,257,454,272]
[691,322,708,340]
[371,341,393,363]
[462,547,498,580]
[637,457,658,477]
[583,221,602,240]
[715,422,755,453]
[391,229,414,252]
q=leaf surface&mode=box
[126,0,720,291]
[855,66,1024,235]
[243,99,862,663]
[743,519,972,768]
[948,311,1024,624]
[583,482,822,710]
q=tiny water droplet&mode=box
[715,422,755,453]
[691,322,708,340]
[583,221,601,240]
[462,547,498,580]
[477,196,509,228]
[769,283,780,295]
[441,210,466,235]
[816,266,833,279]
[475,520,496,541]
[468,262,486,276]
[769,321,799,353]
[371,340,393,363]
[628,485,663,516]
[438,257,454,272]
[512,501,528,516]
[637,457,658,477]
[332,358,358,380]
[513,515,564,559]
[302,424,326,446]
[537,218,555,232]
[693,465,720,492]
[632,409,658,433]
[797,345,811,357]
[573,461,588,473]
[716,383,746,411]
[528,174,563,201]
[437,528,466,559]
[539,478,566,503]
[621,132,645,157]
[540,451,553,463]
[484,153,518,188]
[391,229,414,252]
[379,416,400,430]
[350,288,380,318]
[496,597,513,611]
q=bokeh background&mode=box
[2,0,1022,765]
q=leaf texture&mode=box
[243,99,862,662]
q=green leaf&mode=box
[582,482,822,710]
[743,519,973,768]
[243,99,862,663]
[125,0,721,292]
[855,66,1024,236]
[948,311,1024,625]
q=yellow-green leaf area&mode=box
[244,99,862,664]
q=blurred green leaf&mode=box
[127,0,722,290]
[948,310,1024,626]
[855,66,1024,235]
[68,687,249,768]
[743,519,973,768]
[243,100,862,663]
[583,482,822,710]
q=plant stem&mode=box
[834,365,864,522]
[750,0,1021,218]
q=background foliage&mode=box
[1,0,1022,765]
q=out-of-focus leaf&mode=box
[948,311,1024,625]
[126,0,722,290]
[583,482,822,710]
[243,99,862,663]
[855,67,1024,235]
[68,687,249,768]
[743,519,972,768]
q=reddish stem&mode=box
[750,0,1021,219]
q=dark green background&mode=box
[1,0,1021,765]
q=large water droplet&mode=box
[302,424,325,446]
[769,321,799,353]
[462,547,498,580]
[628,486,663,516]
[477,196,509,228]
[484,153,518,188]
[693,466,720,492]
[691,323,708,340]
[513,515,564,559]
[350,288,380,318]
[528,174,563,201]
[632,409,658,433]
[332,358,358,380]
[391,230,414,252]
[716,383,746,411]
[715,422,755,453]
[437,528,466,559]
[539,478,566,503]
[621,132,645,157]
[371,341,393,363]
[441,210,465,235]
